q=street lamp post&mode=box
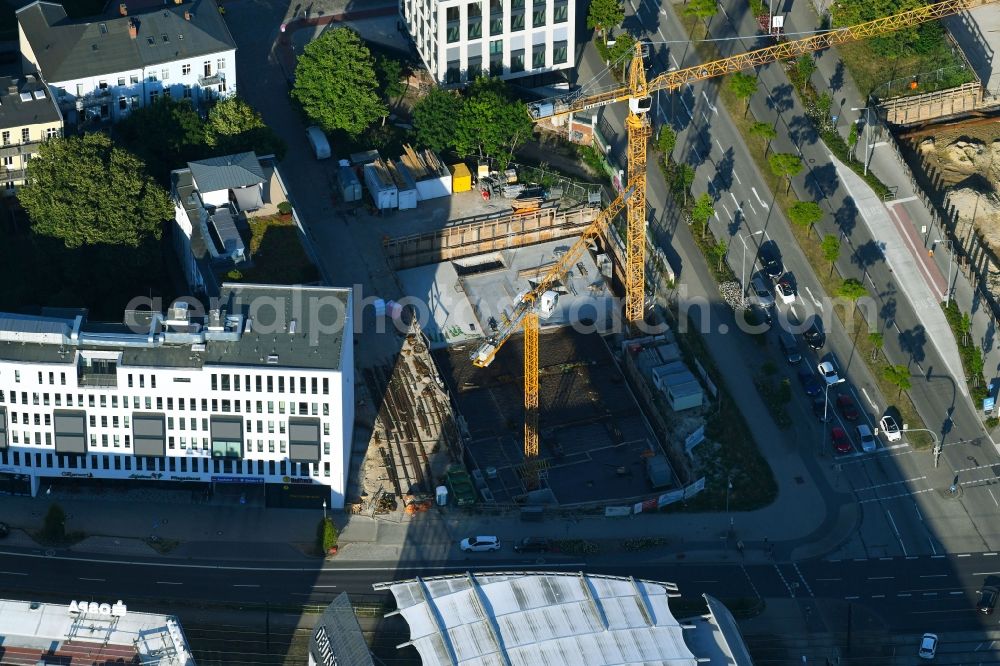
[821,377,846,455]
[850,105,874,176]
[932,239,954,307]
[726,476,733,528]
[322,498,327,521]
[739,230,765,300]
[900,427,942,467]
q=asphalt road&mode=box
[578,0,1000,558]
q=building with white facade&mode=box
[16,0,236,125]
[0,283,354,509]
[0,73,63,196]
[399,0,573,85]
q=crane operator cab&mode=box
[629,95,652,115]
[539,291,559,319]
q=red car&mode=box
[831,427,852,454]
[836,394,859,421]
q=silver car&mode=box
[750,274,775,308]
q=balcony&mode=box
[199,73,224,86]
[77,358,118,389]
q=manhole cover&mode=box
[794,476,805,485]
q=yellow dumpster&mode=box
[449,163,472,193]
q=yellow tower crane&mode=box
[472,0,996,484]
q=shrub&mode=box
[43,503,66,543]
[317,517,338,553]
[277,201,293,215]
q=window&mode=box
[446,6,460,43]
[45,127,60,139]
[161,68,169,81]
[1,131,9,146]
[147,74,158,82]
[510,48,525,72]
[130,74,139,84]
[98,80,108,90]
[554,0,568,22]
[511,0,524,30]
[182,63,191,75]
[467,1,482,39]
[553,39,568,64]
[149,90,158,103]
[445,60,461,84]
[489,0,503,35]
[20,128,29,143]
[1,156,11,167]
[533,43,546,68]
[490,39,504,76]
[217,58,225,70]
[533,0,546,26]
[117,77,126,86]
[203,61,212,77]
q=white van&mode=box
[305,126,331,160]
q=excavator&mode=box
[469,0,997,483]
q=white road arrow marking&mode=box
[752,187,769,209]
[701,90,718,114]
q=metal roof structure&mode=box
[374,571,699,666]
[188,151,266,194]
[16,0,236,84]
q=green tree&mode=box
[413,87,466,153]
[958,311,972,346]
[816,91,833,121]
[116,97,207,181]
[749,121,777,156]
[673,163,696,204]
[453,78,534,169]
[821,234,841,275]
[882,364,912,396]
[656,125,676,158]
[691,192,714,238]
[836,277,869,302]
[20,133,171,248]
[205,96,286,160]
[848,122,859,161]
[42,503,66,544]
[728,72,758,117]
[789,200,823,229]
[795,54,816,84]
[768,152,803,194]
[316,517,338,553]
[684,0,718,28]
[587,0,625,43]
[376,55,406,101]
[606,32,637,77]
[868,331,884,361]
[292,27,387,137]
[709,239,728,271]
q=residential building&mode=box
[16,0,236,125]
[171,151,290,297]
[0,283,355,509]
[399,0,574,85]
[0,73,62,196]
[0,598,194,666]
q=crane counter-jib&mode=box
[527,0,997,121]
[469,186,634,368]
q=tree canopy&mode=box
[673,163,696,204]
[587,0,625,39]
[691,192,714,237]
[821,234,841,270]
[768,152,803,192]
[831,0,939,57]
[413,87,466,153]
[292,28,387,136]
[117,97,206,180]
[836,277,868,301]
[728,73,758,115]
[795,55,816,84]
[205,97,286,160]
[453,79,534,168]
[882,364,912,395]
[20,133,172,248]
[684,0,718,23]
[376,55,406,101]
[656,126,676,157]
[789,200,823,229]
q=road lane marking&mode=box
[950,591,964,595]
[815,578,842,581]
[860,387,877,410]
[855,476,926,492]
[751,187,769,209]
[920,574,948,578]
[885,509,907,556]
[845,595,859,600]
[313,585,339,588]
[693,580,718,583]
[858,487,936,504]
[0,571,27,576]
[931,554,944,559]
[872,594,885,598]
[79,577,105,582]
[702,111,711,123]
[156,581,182,585]
[879,557,893,561]
[972,571,1000,576]
[721,203,732,220]
[898,593,912,597]
[868,576,894,580]
[233,584,260,588]
[990,488,999,507]
[733,170,742,184]
[985,553,998,557]
[803,286,822,308]
[793,563,814,597]
[914,502,923,522]
[701,90,718,113]
[922,592,937,596]
[958,553,972,558]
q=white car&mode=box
[817,361,840,385]
[880,415,901,442]
[857,424,877,453]
[460,536,501,552]
[918,633,938,659]
[775,276,797,304]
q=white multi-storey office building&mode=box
[399,0,574,85]
[0,283,354,509]
[16,0,236,125]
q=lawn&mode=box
[226,214,320,285]
[0,202,177,321]
[837,38,976,100]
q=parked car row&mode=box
[460,536,556,554]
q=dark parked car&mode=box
[513,537,552,553]
[798,369,823,397]
[803,316,826,350]
[0,521,8,538]
[779,331,801,364]
[831,427,852,454]
[979,586,998,614]
[758,240,784,280]
[812,395,831,421]
[836,394,859,421]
